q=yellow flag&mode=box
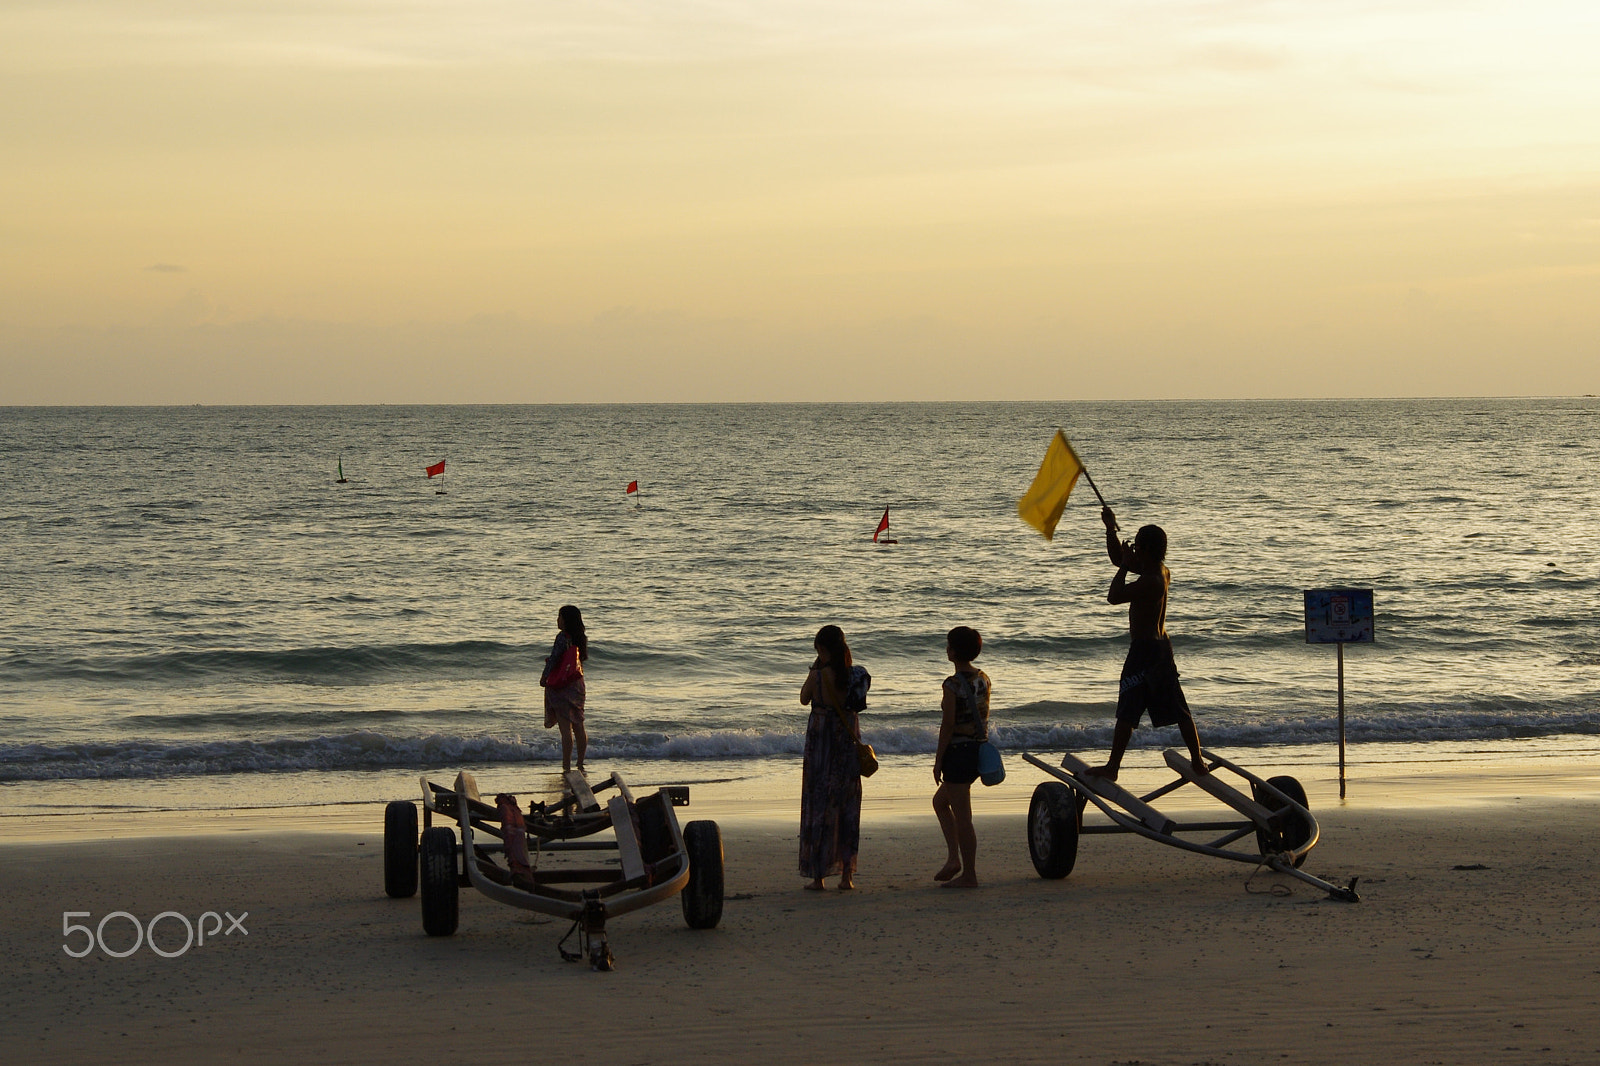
[1017,430,1084,540]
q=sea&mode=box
[2,400,1597,821]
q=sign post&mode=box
[1303,588,1374,799]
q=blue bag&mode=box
[977,740,1005,786]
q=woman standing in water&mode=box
[540,605,588,773]
[799,624,870,891]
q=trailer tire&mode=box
[420,826,459,936]
[384,801,418,898]
[681,820,724,930]
[1254,775,1312,868]
[1028,782,1080,879]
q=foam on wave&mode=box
[2,704,1595,781]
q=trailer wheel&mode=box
[420,826,459,936]
[681,820,724,930]
[1254,775,1312,868]
[1028,782,1080,879]
[384,801,418,898]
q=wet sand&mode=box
[4,760,1600,1065]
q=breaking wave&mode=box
[2,699,1594,781]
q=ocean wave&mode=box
[879,633,1118,658]
[2,703,1596,780]
[0,640,539,685]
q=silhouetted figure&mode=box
[1087,506,1206,781]
[799,625,870,891]
[540,605,588,773]
[932,625,988,888]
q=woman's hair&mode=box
[813,624,852,675]
[559,605,588,661]
[947,625,982,662]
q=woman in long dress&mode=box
[799,624,869,891]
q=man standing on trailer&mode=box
[1087,506,1207,781]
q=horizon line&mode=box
[3,394,1597,410]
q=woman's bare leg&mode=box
[557,719,573,772]
[573,721,587,772]
[932,785,961,880]
[941,786,978,887]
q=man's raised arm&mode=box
[1102,506,1122,566]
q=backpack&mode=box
[844,665,871,714]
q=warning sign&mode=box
[1304,588,1374,644]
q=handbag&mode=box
[542,642,582,689]
[831,698,878,778]
[977,740,1005,786]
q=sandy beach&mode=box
[5,752,1600,1065]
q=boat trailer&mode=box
[383,768,725,969]
[1023,748,1360,902]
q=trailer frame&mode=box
[384,768,724,969]
[1022,749,1360,902]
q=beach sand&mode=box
[5,753,1600,1065]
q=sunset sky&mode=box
[3,0,1597,403]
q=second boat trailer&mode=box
[1023,748,1361,902]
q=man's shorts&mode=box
[1116,638,1191,729]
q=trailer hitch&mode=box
[1328,876,1361,903]
[558,894,614,971]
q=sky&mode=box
[2,0,1597,403]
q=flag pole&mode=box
[1081,468,1117,532]
[1080,467,1108,510]
[1063,430,1114,529]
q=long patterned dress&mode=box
[799,665,867,879]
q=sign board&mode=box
[1304,588,1374,644]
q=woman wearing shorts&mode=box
[932,625,989,888]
